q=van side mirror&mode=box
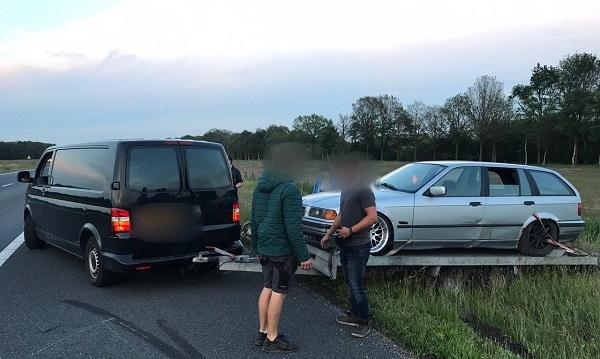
[17,170,31,183]
[428,186,447,197]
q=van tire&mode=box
[518,220,557,256]
[85,238,116,287]
[24,215,45,249]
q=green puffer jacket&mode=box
[251,172,310,262]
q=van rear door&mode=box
[122,142,238,259]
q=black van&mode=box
[17,140,242,286]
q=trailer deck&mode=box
[198,245,599,279]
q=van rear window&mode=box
[128,147,180,192]
[185,147,231,189]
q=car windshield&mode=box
[378,163,445,193]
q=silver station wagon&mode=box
[302,161,586,256]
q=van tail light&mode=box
[578,203,584,217]
[111,208,131,234]
[233,202,240,223]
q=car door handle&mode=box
[523,201,535,206]
[469,201,482,207]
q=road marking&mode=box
[0,232,24,268]
[1,183,14,188]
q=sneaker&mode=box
[254,331,267,346]
[262,335,299,353]
[336,313,360,327]
[351,323,371,338]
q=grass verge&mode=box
[0,159,37,173]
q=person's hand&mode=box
[320,234,331,249]
[300,259,313,270]
[336,227,352,239]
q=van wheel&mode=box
[370,214,393,256]
[24,215,45,249]
[518,220,557,257]
[85,238,115,287]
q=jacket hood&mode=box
[256,172,288,193]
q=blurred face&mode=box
[264,142,308,179]
[333,152,375,189]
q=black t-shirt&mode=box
[337,186,376,247]
[231,166,243,186]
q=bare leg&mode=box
[258,287,272,332]
[266,292,287,341]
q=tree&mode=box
[511,64,560,164]
[557,53,600,165]
[264,125,291,146]
[292,114,335,157]
[440,94,470,160]
[465,75,512,161]
[423,105,446,160]
[349,97,378,157]
[337,114,351,152]
[406,101,427,161]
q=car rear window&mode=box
[128,147,180,192]
[528,170,574,196]
[185,147,231,189]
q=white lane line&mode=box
[1,183,14,188]
[0,232,24,268]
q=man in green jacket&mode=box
[251,166,312,353]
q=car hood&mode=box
[302,186,413,211]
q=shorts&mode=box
[260,255,297,294]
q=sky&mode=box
[1,0,599,144]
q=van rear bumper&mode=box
[102,241,244,272]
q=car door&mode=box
[28,151,54,241]
[413,166,486,245]
[483,167,535,245]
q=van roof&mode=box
[46,139,222,151]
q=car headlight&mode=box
[308,207,337,220]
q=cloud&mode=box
[0,0,599,143]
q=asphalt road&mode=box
[0,177,411,359]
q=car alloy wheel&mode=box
[370,215,390,254]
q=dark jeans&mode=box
[339,243,371,323]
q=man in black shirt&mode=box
[321,154,377,338]
[228,155,243,189]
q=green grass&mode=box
[237,160,600,359]
[0,159,37,173]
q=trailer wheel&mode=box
[24,215,45,249]
[518,220,557,257]
[370,214,393,256]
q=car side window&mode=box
[35,152,54,185]
[487,167,519,196]
[528,170,574,196]
[433,167,481,197]
[518,169,532,196]
[51,148,110,191]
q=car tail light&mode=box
[233,202,240,222]
[111,208,131,234]
[578,203,584,217]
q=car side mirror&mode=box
[17,170,31,183]
[428,186,447,197]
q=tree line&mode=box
[183,52,600,165]
[0,141,54,160]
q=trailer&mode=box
[193,245,599,279]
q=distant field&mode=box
[0,159,37,174]
[238,160,600,359]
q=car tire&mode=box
[370,214,393,256]
[518,220,557,257]
[85,238,116,287]
[24,215,45,249]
